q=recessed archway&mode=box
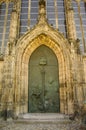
[15,34,72,115]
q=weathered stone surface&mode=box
[0,119,83,130]
[0,0,86,119]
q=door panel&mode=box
[29,45,60,113]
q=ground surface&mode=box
[0,113,85,130]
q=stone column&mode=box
[28,0,31,29]
[76,55,84,105]
[1,2,9,54]
[9,0,21,43]
[38,0,47,23]
[8,1,20,55]
[71,40,85,112]
[0,59,4,116]
[54,0,58,29]
[64,0,76,40]
[75,0,86,52]
[1,1,20,119]
[1,55,15,119]
[9,7,18,44]
[16,0,21,37]
[64,0,78,114]
[83,56,86,107]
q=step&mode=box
[16,113,70,124]
[0,114,80,130]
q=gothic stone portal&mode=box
[29,45,60,113]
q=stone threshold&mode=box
[16,113,70,124]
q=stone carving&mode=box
[39,57,47,65]
[31,85,41,99]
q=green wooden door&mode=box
[29,45,60,113]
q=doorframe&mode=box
[15,34,73,115]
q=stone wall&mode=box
[0,60,3,97]
[83,56,86,105]
[0,60,4,114]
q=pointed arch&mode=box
[15,33,73,115]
